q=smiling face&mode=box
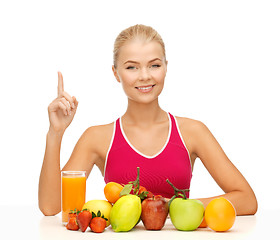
[112,39,167,104]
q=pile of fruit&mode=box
[65,167,236,233]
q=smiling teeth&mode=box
[137,85,154,90]
[138,86,152,90]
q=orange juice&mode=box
[61,171,86,224]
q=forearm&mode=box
[197,190,258,216]
[38,129,64,215]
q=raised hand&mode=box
[48,72,78,134]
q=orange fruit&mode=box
[104,182,124,204]
[205,197,236,232]
[198,217,207,228]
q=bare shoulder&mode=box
[175,116,208,135]
[174,116,211,160]
[83,122,115,145]
[77,121,115,168]
[85,122,114,136]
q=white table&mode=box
[2,205,278,240]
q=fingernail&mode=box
[72,103,75,108]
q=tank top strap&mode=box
[168,112,189,151]
[111,113,188,154]
[109,118,127,152]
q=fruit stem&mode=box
[166,179,190,200]
[130,167,140,195]
[136,167,140,183]
[135,167,140,195]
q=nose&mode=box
[138,67,151,81]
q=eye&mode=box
[126,66,136,70]
[151,64,161,68]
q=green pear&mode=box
[110,194,141,232]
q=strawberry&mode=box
[66,216,79,231]
[147,191,154,198]
[139,186,147,194]
[77,209,92,232]
[68,209,78,221]
[138,186,154,200]
[89,210,108,233]
[90,217,107,233]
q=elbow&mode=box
[39,202,60,216]
[38,193,61,216]
[242,191,258,216]
[40,207,60,216]
[247,189,258,215]
[40,208,60,217]
[249,195,258,215]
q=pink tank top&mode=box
[104,113,192,198]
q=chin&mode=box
[125,86,163,105]
[132,95,160,105]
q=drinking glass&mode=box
[61,171,86,225]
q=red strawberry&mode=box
[139,186,147,192]
[66,216,79,231]
[147,191,154,198]
[77,210,92,232]
[138,186,154,200]
[68,209,78,221]
[90,217,106,233]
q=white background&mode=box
[0,0,279,212]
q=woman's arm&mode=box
[184,119,258,215]
[39,72,77,215]
[38,127,99,216]
[38,72,101,216]
[38,130,64,216]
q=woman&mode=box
[38,24,257,216]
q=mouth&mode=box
[135,84,156,93]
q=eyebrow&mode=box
[123,58,162,65]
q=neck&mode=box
[123,98,167,126]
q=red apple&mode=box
[141,195,169,230]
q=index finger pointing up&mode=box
[57,71,64,97]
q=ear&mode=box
[112,65,121,83]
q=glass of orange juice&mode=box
[61,171,86,225]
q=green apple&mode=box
[169,198,204,231]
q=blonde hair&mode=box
[113,24,166,67]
